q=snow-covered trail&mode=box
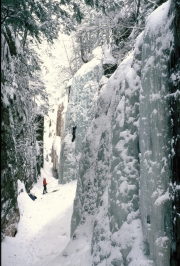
[1,161,77,266]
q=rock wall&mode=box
[51,136,61,178]
[51,103,64,175]
[56,103,64,137]
[1,29,44,240]
[169,0,180,264]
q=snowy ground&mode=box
[1,161,77,266]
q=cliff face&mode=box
[1,29,44,240]
[57,0,179,265]
[169,0,180,263]
[51,103,64,176]
[59,47,103,184]
[139,1,174,264]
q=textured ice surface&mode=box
[59,48,103,184]
[70,39,151,265]
[55,1,174,265]
[139,1,173,265]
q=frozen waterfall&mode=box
[54,1,179,265]
[59,47,103,184]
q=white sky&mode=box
[37,33,73,111]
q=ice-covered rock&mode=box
[59,47,103,184]
[54,1,179,265]
[139,1,174,264]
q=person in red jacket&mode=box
[43,178,48,194]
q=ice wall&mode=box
[59,48,103,184]
[70,34,150,266]
[139,2,173,265]
[53,35,151,266]
[53,1,178,265]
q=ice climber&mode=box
[43,178,48,194]
[72,126,77,142]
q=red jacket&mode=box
[43,178,47,185]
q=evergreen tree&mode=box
[1,0,84,45]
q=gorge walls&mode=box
[1,29,44,240]
[56,0,179,265]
